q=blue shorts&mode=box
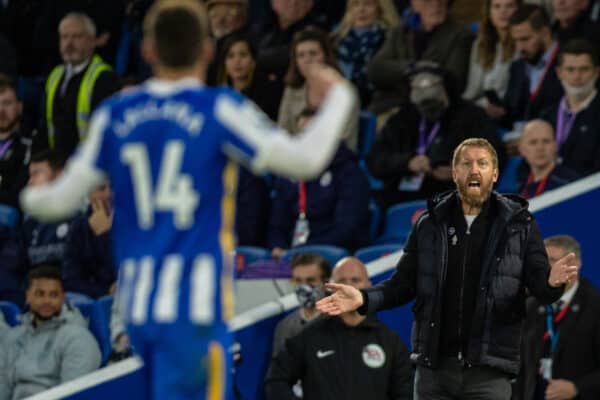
[127,322,231,400]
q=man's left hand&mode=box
[431,165,452,181]
[548,252,579,288]
[545,379,577,400]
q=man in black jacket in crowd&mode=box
[318,138,579,400]
[266,257,412,400]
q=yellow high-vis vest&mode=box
[45,55,112,148]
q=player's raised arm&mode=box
[20,110,108,221]
[217,65,356,180]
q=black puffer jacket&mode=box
[360,191,563,375]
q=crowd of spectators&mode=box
[0,0,599,397]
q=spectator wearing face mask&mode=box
[271,253,331,358]
[366,63,506,209]
[540,38,600,176]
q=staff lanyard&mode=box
[521,172,549,199]
[298,181,307,219]
[0,139,13,159]
[555,97,577,149]
[417,119,440,155]
[543,303,569,353]
[529,44,559,103]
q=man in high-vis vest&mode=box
[43,12,118,157]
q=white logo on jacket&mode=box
[362,344,386,368]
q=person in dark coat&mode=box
[367,65,505,209]
[63,180,116,299]
[515,235,600,400]
[317,138,579,400]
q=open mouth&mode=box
[467,180,481,189]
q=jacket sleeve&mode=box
[462,41,483,102]
[367,26,411,90]
[573,313,600,399]
[264,333,306,400]
[266,179,294,250]
[59,326,102,382]
[388,335,413,400]
[522,220,564,304]
[0,337,14,400]
[91,70,119,111]
[359,224,419,314]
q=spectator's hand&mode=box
[96,32,110,47]
[408,155,431,174]
[88,198,113,236]
[548,252,579,288]
[431,165,452,181]
[316,283,363,315]
[545,379,577,400]
[114,332,130,353]
[109,282,117,296]
[485,103,506,120]
[305,64,344,108]
[271,247,286,260]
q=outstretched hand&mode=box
[316,283,364,316]
[548,252,579,288]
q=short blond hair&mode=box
[335,0,400,38]
[452,138,499,169]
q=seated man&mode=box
[62,179,116,299]
[517,119,579,199]
[0,265,101,399]
[540,38,600,176]
[552,0,600,49]
[271,252,331,357]
[515,235,600,400]
[268,108,369,256]
[367,65,505,208]
[265,257,412,399]
[19,150,80,268]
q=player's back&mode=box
[97,80,245,326]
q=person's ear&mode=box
[141,38,158,66]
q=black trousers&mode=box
[414,358,512,400]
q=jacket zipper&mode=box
[458,226,471,361]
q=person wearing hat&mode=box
[366,64,506,209]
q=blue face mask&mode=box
[295,284,321,308]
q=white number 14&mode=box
[121,140,200,230]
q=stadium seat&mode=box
[377,200,427,244]
[355,243,403,264]
[234,246,270,275]
[282,245,350,267]
[358,111,377,160]
[368,199,381,242]
[496,156,524,194]
[0,301,21,326]
[70,296,113,365]
[0,205,19,229]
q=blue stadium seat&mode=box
[70,296,113,365]
[0,301,21,326]
[355,243,403,264]
[377,200,427,244]
[0,205,19,229]
[234,246,270,275]
[358,111,377,160]
[496,156,524,194]
[282,245,350,267]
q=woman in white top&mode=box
[278,27,359,151]
[463,0,521,122]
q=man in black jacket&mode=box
[318,138,579,399]
[515,235,600,400]
[266,257,412,400]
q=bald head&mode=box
[519,119,557,170]
[332,257,371,289]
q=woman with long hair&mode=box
[216,34,280,120]
[278,26,359,150]
[332,0,400,107]
[463,0,520,121]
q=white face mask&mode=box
[562,79,597,101]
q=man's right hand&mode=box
[316,283,363,315]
